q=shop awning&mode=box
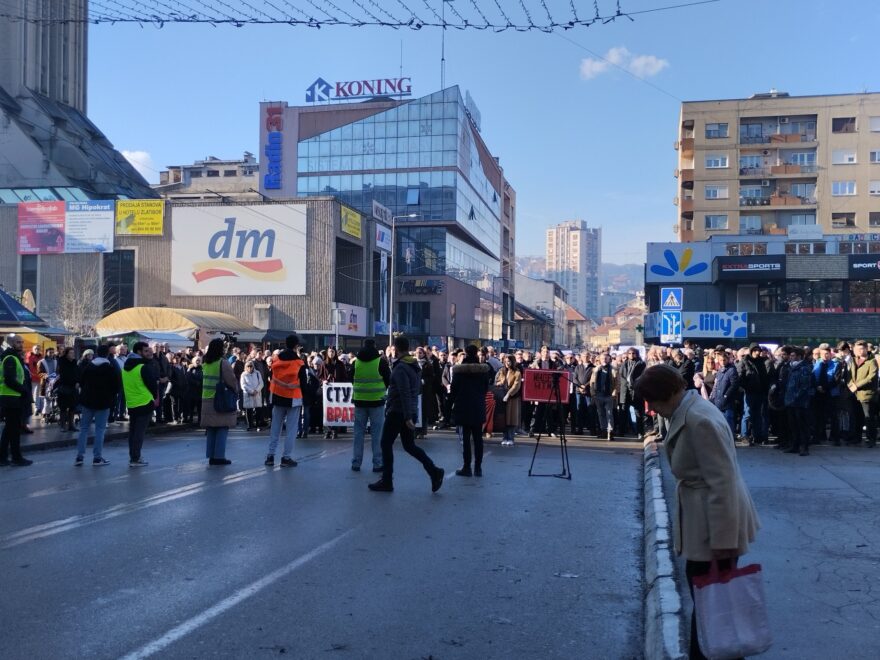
[95,307,259,342]
[0,289,45,326]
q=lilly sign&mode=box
[646,243,712,283]
[171,205,307,296]
[682,312,748,339]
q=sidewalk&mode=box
[19,417,199,452]
[659,444,880,659]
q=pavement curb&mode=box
[643,440,687,660]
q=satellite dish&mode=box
[21,289,36,312]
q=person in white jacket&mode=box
[240,360,264,431]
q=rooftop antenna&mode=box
[400,39,404,99]
[440,0,450,90]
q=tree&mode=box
[51,257,105,336]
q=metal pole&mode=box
[389,217,395,349]
[335,309,340,351]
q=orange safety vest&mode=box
[269,357,304,400]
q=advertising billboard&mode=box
[18,201,114,254]
[64,201,115,253]
[171,205,307,296]
[116,200,165,236]
[18,202,66,254]
[848,255,880,280]
[715,256,786,280]
[646,243,713,283]
[340,206,362,239]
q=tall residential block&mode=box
[546,220,601,320]
[675,91,880,244]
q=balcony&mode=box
[740,133,817,145]
[740,194,817,207]
[740,196,771,207]
[680,137,694,156]
[770,164,817,175]
[679,168,694,183]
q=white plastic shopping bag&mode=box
[693,562,773,659]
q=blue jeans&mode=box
[77,407,110,458]
[205,427,229,459]
[269,404,301,458]
[502,425,515,442]
[722,407,737,439]
[352,406,385,468]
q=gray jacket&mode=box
[386,356,421,421]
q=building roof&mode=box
[95,307,259,340]
[565,305,588,322]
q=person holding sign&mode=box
[369,336,444,493]
[351,339,391,473]
[265,335,307,468]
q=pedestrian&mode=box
[708,348,739,437]
[351,338,391,473]
[112,344,128,421]
[496,353,522,447]
[450,345,492,477]
[619,348,646,438]
[184,356,203,424]
[240,359,265,431]
[847,340,878,448]
[56,347,80,432]
[25,344,42,421]
[590,352,618,441]
[0,334,33,466]
[37,347,57,418]
[784,347,813,456]
[265,334,307,467]
[319,346,349,439]
[811,343,840,445]
[121,342,159,467]
[635,364,759,660]
[75,344,119,466]
[201,338,240,465]
[368,336,444,493]
[151,342,171,424]
[738,343,770,445]
[415,346,435,438]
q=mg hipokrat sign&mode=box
[306,76,412,102]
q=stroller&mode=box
[42,374,61,424]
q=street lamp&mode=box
[389,213,419,348]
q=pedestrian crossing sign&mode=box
[660,287,683,311]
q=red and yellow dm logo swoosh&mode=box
[192,259,286,283]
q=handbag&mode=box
[492,384,508,403]
[693,561,773,659]
[213,378,238,413]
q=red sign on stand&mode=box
[522,369,571,403]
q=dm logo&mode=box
[305,77,332,103]
[649,247,709,278]
[191,217,286,283]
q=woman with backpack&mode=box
[201,338,240,465]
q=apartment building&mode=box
[546,220,601,320]
[675,91,880,244]
[154,153,263,202]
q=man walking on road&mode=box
[351,339,390,473]
[0,334,33,466]
[265,334,306,468]
[121,342,159,467]
[369,336,444,493]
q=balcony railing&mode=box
[741,194,817,206]
[740,196,771,206]
[739,167,771,176]
[740,133,817,144]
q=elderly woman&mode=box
[635,364,759,660]
[240,359,264,431]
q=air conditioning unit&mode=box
[674,168,680,178]
[762,149,770,156]
[761,180,771,187]
[673,196,679,206]
[780,117,790,124]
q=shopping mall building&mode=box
[258,82,516,347]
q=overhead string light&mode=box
[0,0,722,30]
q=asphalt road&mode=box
[0,429,643,660]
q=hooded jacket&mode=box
[79,357,121,410]
[386,355,421,421]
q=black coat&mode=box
[676,358,696,390]
[450,362,492,427]
[79,358,121,410]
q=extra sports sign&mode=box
[522,370,572,403]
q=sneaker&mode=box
[431,467,445,493]
[455,467,472,477]
[265,454,275,466]
[12,458,33,466]
[93,457,110,466]
[280,457,297,468]
[351,465,361,472]
[129,458,148,467]
[501,439,513,447]
[368,478,393,492]
[75,455,84,466]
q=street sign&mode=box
[660,311,682,344]
[660,287,683,311]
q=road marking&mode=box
[118,528,357,660]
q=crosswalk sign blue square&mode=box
[660,287,683,311]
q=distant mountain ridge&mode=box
[515,256,643,293]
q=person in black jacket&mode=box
[671,349,696,391]
[450,345,492,477]
[572,352,595,435]
[75,344,121,466]
[618,348,647,438]
[184,357,203,424]
[738,342,770,445]
[709,349,740,437]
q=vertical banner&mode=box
[64,201,115,253]
[18,201,66,254]
[379,251,388,325]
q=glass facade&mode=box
[295,86,501,271]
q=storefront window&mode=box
[758,285,783,312]
[784,281,843,313]
[849,281,880,313]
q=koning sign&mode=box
[306,77,412,103]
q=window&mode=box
[790,183,816,200]
[103,250,135,313]
[705,184,729,199]
[832,149,857,164]
[207,170,220,177]
[20,255,38,307]
[783,281,844,313]
[739,155,762,172]
[832,212,856,227]
[787,151,816,166]
[740,215,762,232]
[871,181,880,195]
[785,242,825,255]
[705,214,728,230]
[832,117,856,133]
[871,151,880,163]
[740,186,764,199]
[705,122,729,138]
[739,123,763,143]
[790,213,816,225]
[189,170,202,178]
[832,180,857,196]
[758,285,783,312]
[870,212,880,227]
[705,154,728,169]
[223,170,237,177]
[870,116,880,132]
[405,188,420,205]
[725,242,767,256]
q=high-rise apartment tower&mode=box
[546,220,601,320]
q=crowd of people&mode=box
[2,332,877,473]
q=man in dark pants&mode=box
[848,340,878,447]
[619,348,647,438]
[0,334,33,466]
[369,336,444,493]
[121,342,159,467]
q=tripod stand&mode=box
[528,372,572,480]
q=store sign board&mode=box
[116,200,165,235]
[646,243,712,283]
[848,255,880,280]
[18,201,114,254]
[341,207,362,239]
[715,256,786,280]
[682,312,748,338]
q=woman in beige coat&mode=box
[200,338,241,465]
[495,355,522,446]
[636,364,759,660]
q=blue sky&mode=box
[88,0,880,264]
